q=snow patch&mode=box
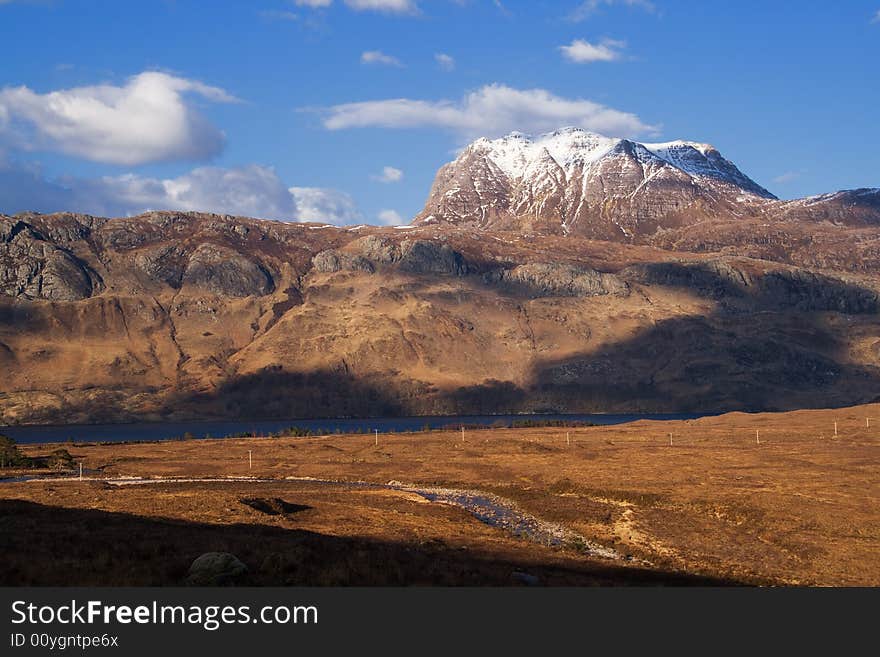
[473,128,618,180]
[462,127,773,199]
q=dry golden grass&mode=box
[3,403,879,586]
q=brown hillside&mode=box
[2,210,880,424]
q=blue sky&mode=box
[0,0,878,224]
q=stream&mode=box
[0,473,621,560]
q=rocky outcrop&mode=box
[16,213,97,245]
[37,250,97,301]
[0,217,98,301]
[758,269,879,314]
[485,263,629,298]
[624,260,880,314]
[182,243,274,297]
[311,250,375,274]
[398,239,468,276]
[312,237,469,277]
[353,235,398,264]
[622,260,751,299]
[133,244,188,288]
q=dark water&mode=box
[0,412,708,445]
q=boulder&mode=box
[185,552,248,586]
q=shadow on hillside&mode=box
[403,293,880,416]
[112,281,880,419]
[0,300,49,331]
[523,313,880,413]
[623,260,880,314]
[437,260,880,414]
[165,367,427,420]
[0,498,743,586]
[8,260,880,423]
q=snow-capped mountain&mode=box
[772,188,880,226]
[414,127,780,240]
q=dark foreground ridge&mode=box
[0,497,740,586]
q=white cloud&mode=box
[0,71,236,166]
[294,0,333,6]
[344,0,419,13]
[0,161,366,225]
[73,165,298,220]
[435,53,455,71]
[320,83,655,140]
[1,164,295,219]
[570,0,655,21]
[361,50,403,67]
[373,165,403,183]
[288,186,363,224]
[559,38,626,63]
[872,10,880,24]
[377,209,404,224]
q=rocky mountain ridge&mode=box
[414,128,879,240]
[2,206,880,425]
[1,129,878,424]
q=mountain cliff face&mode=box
[413,128,879,239]
[1,129,879,424]
[2,203,880,425]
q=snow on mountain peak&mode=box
[473,128,619,179]
[643,139,716,156]
[465,129,773,199]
